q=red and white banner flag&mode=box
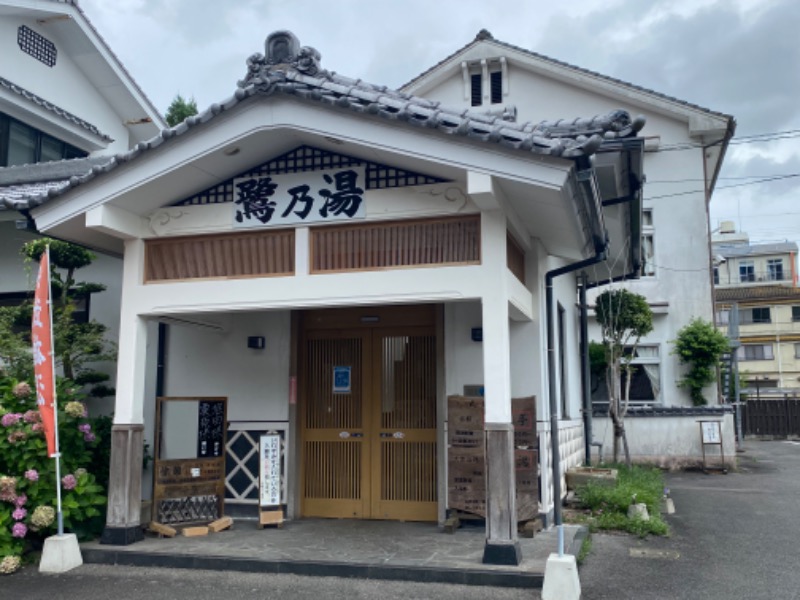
[32,249,57,456]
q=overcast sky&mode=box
[79,0,798,245]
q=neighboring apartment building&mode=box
[0,0,165,414]
[713,223,800,395]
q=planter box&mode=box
[565,467,618,490]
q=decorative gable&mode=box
[174,145,447,207]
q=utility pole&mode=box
[728,303,743,450]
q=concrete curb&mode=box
[82,548,545,589]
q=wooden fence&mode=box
[742,397,800,437]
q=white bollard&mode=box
[542,552,581,600]
[39,533,83,573]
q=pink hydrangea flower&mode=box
[14,494,26,507]
[31,423,43,432]
[12,508,26,521]
[12,382,32,398]
[24,470,39,482]
[1,413,22,427]
[62,474,77,490]
[11,522,27,538]
[23,410,40,423]
[7,430,27,444]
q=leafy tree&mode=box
[672,318,730,406]
[594,288,653,466]
[0,239,116,399]
[165,94,198,127]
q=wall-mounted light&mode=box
[471,327,483,342]
[247,336,265,349]
[223,146,241,156]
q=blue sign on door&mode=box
[333,366,351,394]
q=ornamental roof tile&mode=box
[2,30,646,212]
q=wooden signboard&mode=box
[153,397,227,525]
[447,395,538,521]
[258,432,284,528]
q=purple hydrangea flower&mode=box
[84,432,96,443]
[1,413,22,427]
[11,522,27,538]
[14,494,27,507]
[24,469,38,482]
[78,423,92,434]
[62,474,77,490]
[12,508,26,521]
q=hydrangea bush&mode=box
[0,377,108,574]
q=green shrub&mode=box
[577,464,669,537]
[0,376,108,573]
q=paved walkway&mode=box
[83,518,583,588]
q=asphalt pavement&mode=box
[580,439,800,600]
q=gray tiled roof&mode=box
[0,157,114,211]
[1,30,646,212]
[0,77,113,141]
[715,285,800,303]
[403,30,734,122]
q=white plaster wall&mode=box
[0,222,122,415]
[0,16,130,152]
[163,310,291,423]
[591,414,736,469]
[443,300,483,396]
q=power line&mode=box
[646,173,800,201]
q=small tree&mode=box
[165,94,198,127]
[672,318,730,406]
[595,288,653,466]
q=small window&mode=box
[0,112,87,167]
[795,343,800,359]
[642,209,654,228]
[767,258,784,281]
[792,306,800,322]
[470,74,482,107]
[741,307,771,324]
[739,260,755,283]
[490,71,502,104]
[716,309,730,325]
[642,233,655,276]
[737,344,774,361]
[713,266,719,285]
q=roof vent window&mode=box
[18,25,57,67]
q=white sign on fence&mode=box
[259,434,282,507]
[700,421,721,444]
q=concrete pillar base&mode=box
[482,540,522,565]
[542,553,581,600]
[39,533,83,573]
[100,525,144,546]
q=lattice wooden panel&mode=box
[310,216,480,272]
[381,441,437,503]
[144,229,294,283]
[157,494,219,524]
[305,337,362,430]
[380,335,436,429]
[303,441,362,499]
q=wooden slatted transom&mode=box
[310,215,480,273]
[144,230,294,283]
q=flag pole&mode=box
[46,245,64,537]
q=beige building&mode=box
[713,224,800,395]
